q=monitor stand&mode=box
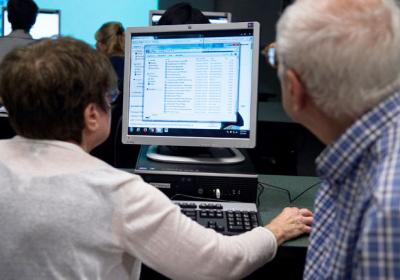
[146,145,245,165]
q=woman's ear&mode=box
[83,103,101,132]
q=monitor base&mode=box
[146,145,245,165]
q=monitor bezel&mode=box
[2,7,61,38]
[122,22,260,149]
[148,9,232,26]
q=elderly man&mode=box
[0,37,313,279]
[274,0,400,278]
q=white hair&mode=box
[276,0,400,119]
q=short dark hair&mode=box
[0,37,117,143]
[7,0,39,32]
[158,2,210,25]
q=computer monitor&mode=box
[149,10,232,26]
[2,8,60,39]
[123,22,259,164]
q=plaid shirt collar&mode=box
[316,91,400,184]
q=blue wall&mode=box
[2,0,158,45]
[0,0,5,35]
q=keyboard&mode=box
[174,200,261,235]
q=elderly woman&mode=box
[0,37,312,279]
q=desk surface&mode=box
[125,168,319,248]
[258,175,319,248]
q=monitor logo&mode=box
[248,22,254,28]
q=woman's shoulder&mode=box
[109,56,124,78]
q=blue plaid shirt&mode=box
[304,92,400,280]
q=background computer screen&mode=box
[149,10,232,25]
[2,8,60,39]
[122,22,259,149]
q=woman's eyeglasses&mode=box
[261,42,278,69]
[106,88,120,105]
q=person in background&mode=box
[92,21,129,166]
[0,36,312,280]
[95,21,125,94]
[0,0,38,138]
[273,0,400,278]
[158,2,210,25]
[0,0,38,62]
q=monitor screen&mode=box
[149,10,232,26]
[122,22,259,149]
[2,8,60,39]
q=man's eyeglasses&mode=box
[261,42,278,69]
[106,88,120,105]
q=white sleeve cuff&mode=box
[254,226,278,262]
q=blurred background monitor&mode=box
[1,1,158,46]
[149,9,232,25]
[2,8,60,39]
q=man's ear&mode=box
[83,103,101,132]
[286,69,308,113]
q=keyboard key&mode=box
[215,211,223,219]
[216,225,225,232]
[200,211,208,218]
[182,210,196,216]
[207,221,216,227]
[250,212,258,221]
[227,225,244,232]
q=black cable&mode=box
[290,181,320,203]
[257,184,264,207]
[259,180,320,204]
[259,181,292,202]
